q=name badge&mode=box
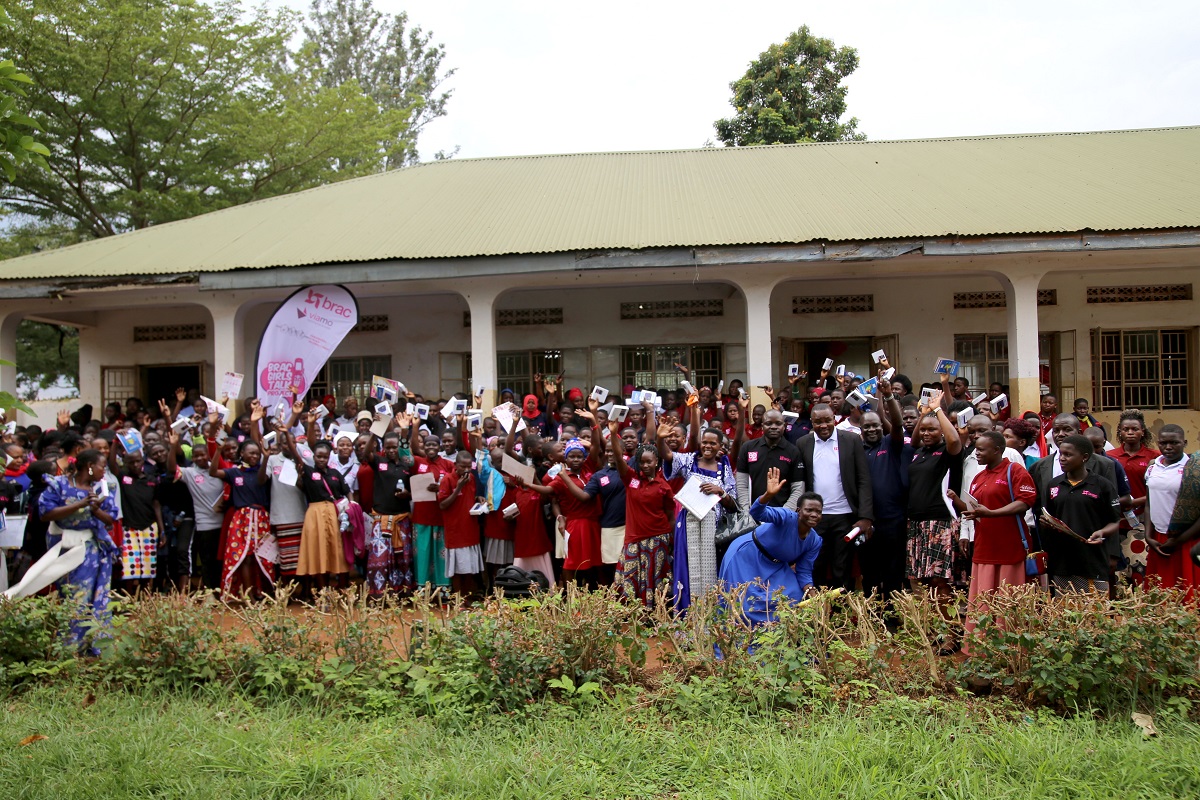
[273,466,282,476]
[194,475,205,484]
[379,463,388,472]
[122,475,133,485]
[748,452,759,463]
[599,476,610,486]
[312,472,321,481]
[630,479,641,489]
[234,477,244,486]
[418,464,428,473]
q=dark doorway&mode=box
[143,364,203,409]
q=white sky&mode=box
[248,1,1196,160]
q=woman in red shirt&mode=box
[523,437,602,587]
[1108,409,1159,577]
[608,421,676,609]
[505,477,555,589]
[949,430,1037,654]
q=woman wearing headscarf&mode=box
[8,449,118,653]
[658,393,743,611]
[718,468,823,627]
[607,423,676,608]
[522,425,602,587]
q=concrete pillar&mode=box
[730,279,778,410]
[0,310,21,415]
[998,269,1046,415]
[461,287,501,412]
[202,293,251,414]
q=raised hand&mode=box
[763,466,786,499]
[175,387,187,404]
[250,403,265,423]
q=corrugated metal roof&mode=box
[3,126,1200,281]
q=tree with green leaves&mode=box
[0,0,443,238]
[303,0,455,167]
[0,7,49,181]
[715,26,864,146]
[13,320,79,400]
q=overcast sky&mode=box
[284,1,1195,159]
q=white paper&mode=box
[501,453,535,484]
[256,535,279,563]
[219,371,245,400]
[0,512,26,549]
[492,402,518,433]
[675,474,722,519]
[278,459,299,487]
[871,349,887,364]
[369,413,393,439]
[409,471,439,501]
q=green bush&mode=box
[0,594,76,689]
[951,584,1200,712]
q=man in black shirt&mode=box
[735,409,804,510]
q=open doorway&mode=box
[142,364,204,409]
[779,335,898,387]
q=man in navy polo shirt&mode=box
[859,378,911,601]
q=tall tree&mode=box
[0,0,414,237]
[14,320,79,400]
[715,26,864,146]
[0,7,49,181]
[303,0,455,167]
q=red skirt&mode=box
[563,517,602,572]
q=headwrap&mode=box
[563,438,587,457]
[522,394,540,418]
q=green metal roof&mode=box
[3,126,1200,281]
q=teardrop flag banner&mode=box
[254,284,359,411]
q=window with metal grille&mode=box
[1092,328,1192,410]
[621,345,723,391]
[954,333,1059,394]
[497,350,563,399]
[792,294,874,314]
[1087,284,1193,304]
[620,300,724,320]
[351,314,389,333]
[952,290,1058,309]
[305,355,392,405]
[102,366,138,410]
[132,324,206,342]
[496,308,564,327]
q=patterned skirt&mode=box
[221,506,274,595]
[906,519,960,581]
[272,522,303,577]
[616,532,673,609]
[366,513,415,597]
[121,523,158,580]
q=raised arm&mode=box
[684,391,701,453]
[729,392,750,465]
[878,371,904,443]
[608,421,633,481]
[925,389,962,454]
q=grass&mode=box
[3,687,1200,799]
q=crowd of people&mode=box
[2,359,1199,655]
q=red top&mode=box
[745,423,764,440]
[437,471,480,549]
[1108,446,1159,528]
[970,460,1038,564]
[410,457,444,527]
[621,470,676,543]
[551,473,601,521]
[356,462,374,512]
[507,485,550,558]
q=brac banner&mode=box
[254,285,359,410]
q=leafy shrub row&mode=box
[2,584,1198,719]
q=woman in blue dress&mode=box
[37,448,120,652]
[658,397,741,612]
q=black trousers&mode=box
[813,513,858,592]
[171,518,196,581]
[193,527,222,590]
[859,517,908,599]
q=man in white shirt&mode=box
[796,404,874,592]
